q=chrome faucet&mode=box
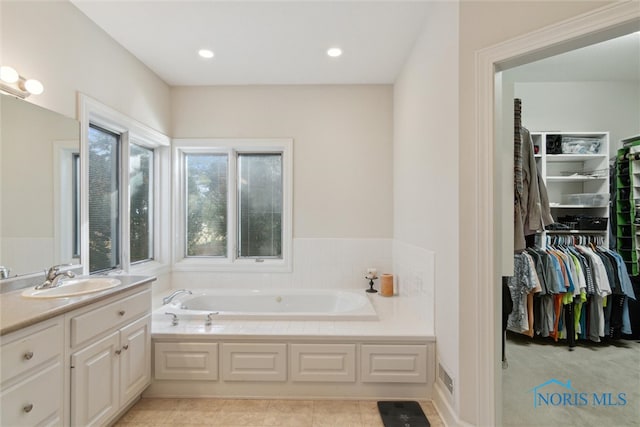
[36,264,75,289]
[163,289,192,305]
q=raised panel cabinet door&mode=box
[70,331,120,427]
[119,315,151,405]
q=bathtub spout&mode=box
[163,289,193,305]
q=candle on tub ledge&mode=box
[380,273,394,297]
[366,268,377,279]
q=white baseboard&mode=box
[432,381,473,427]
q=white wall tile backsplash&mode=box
[169,238,393,292]
[392,239,435,299]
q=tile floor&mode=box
[115,398,445,427]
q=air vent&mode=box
[438,363,454,395]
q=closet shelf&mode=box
[546,176,606,182]
[546,154,607,162]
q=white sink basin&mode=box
[22,278,121,299]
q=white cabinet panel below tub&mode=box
[290,343,356,382]
[154,342,218,381]
[361,344,427,383]
[222,343,286,381]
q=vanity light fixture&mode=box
[198,49,215,59]
[0,65,44,98]
[327,47,343,58]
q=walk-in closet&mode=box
[500,32,640,427]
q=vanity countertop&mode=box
[0,275,155,336]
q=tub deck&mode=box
[152,292,434,341]
[148,291,435,400]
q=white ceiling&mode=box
[71,1,639,87]
[70,1,433,86]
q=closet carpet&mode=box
[502,332,640,427]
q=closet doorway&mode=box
[488,9,640,427]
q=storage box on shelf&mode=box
[532,132,610,248]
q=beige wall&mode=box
[1,1,170,134]
[458,1,616,424]
[393,0,459,413]
[514,81,640,157]
[171,85,394,239]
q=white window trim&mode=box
[78,93,171,277]
[53,139,80,266]
[173,138,293,273]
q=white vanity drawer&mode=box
[0,361,63,427]
[70,289,150,348]
[0,318,63,384]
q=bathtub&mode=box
[159,288,378,321]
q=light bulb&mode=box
[24,79,44,95]
[198,49,214,59]
[327,47,342,58]
[0,66,19,83]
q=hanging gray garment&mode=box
[521,127,554,235]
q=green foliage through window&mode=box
[88,125,119,272]
[186,154,228,256]
[130,144,153,263]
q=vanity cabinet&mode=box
[0,317,64,427]
[69,287,151,427]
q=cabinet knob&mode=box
[115,349,122,355]
[122,345,129,350]
[23,403,34,413]
[24,351,34,360]
[118,310,125,316]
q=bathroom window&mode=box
[185,153,228,257]
[129,144,154,263]
[80,94,171,276]
[174,139,292,272]
[88,124,120,273]
[238,153,283,258]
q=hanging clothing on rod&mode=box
[507,236,636,348]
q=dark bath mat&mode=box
[377,401,430,427]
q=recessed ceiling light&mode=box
[327,47,342,58]
[198,49,214,59]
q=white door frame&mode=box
[473,3,639,426]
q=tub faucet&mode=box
[165,312,179,326]
[163,289,192,305]
[36,265,75,289]
[205,312,219,326]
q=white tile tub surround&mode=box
[168,238,393,293]
[392,239,436,298]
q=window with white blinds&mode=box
[174,139,292,272]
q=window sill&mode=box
[129,260,171,277]
[172,258,292,274]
